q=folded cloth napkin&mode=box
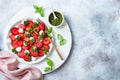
[0,51,43,80]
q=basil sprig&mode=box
[57,34,66,46]
[33,5,44,17]
[44,58,54,72]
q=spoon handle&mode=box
[51,40,64,61]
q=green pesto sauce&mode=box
[49,12,63,26]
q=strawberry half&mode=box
[19,33,24,39]
[30,51,38,57]
[27,20,34,28]
[38,50,44,56]
[32,33,38,39]
[11,40,18,48]
[17,40,23,46]
[18,24,26,30]
[11,27,19,35]
[23,55,31,61]
[43,37,51,45]
[9,35,15,41]
[22,45,30,50]
[35,41,43,48]
[43,45,50,51]
[17,50,25,58]
[38,22,45,30]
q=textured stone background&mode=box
[0,0,120,80]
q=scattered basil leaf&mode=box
[46,27,53,38]
[44,67,51,72]
[32,46,38,52]
[46,58,53,67]
[33,5,44,17]
[43,49,48,55]
[12,48,17,53]
[57,34,63,41]
[15,36,20,40]
[24,20,28,26]
[26,28,32,32]
[57,34,67,46]
[33,22,38,28]
[46,27,53,34]
[60,39,66,46]
[24,40,29,46]
[30,39,35,44]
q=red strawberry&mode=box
[17,40,23,46]
[38,50,44,56]
[24,37,30,42]
[38,22,45,30]
[11,40,18,48]
[23,55,31,61]
[18,24,26,29]
[22,45,30,50]
[9,35,15,41]
[30,52,38,57]
[43,37,51,45]
[11,27,19,35]
[19,33,24,39]
[43,45,50,51]
[27,20,33,28]
[35,41,43,48]
[17,50,25,58]
[32,33,38,39]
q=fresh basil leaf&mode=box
[43,49,48,55]
[12,48,17,53]
[33,22,38,28]
[60,39,66,45]
[33,5,44,17]
[44,67,51,72]
[24,20,28,26]
[46,58,53,67]
[57,34,63,41]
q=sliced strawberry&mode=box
[17,50,25,58]
[32,33,38,39]
[11,40,18,48]
[18,24,26,30]
[30,51,38,57]
[43,37,51,45]
[11,27,19,35]
[24,37,30,42]
[27,20,34,28]
[23,55,31,61]
[17,40,23,46]
[19,33,24,39]
[22,45,30,50]
[35,41,43,48]
[9,35,15,41]
[38,50,44,56]
[38,22,45,30]
[43,45,50,51]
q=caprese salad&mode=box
[8,19,52,62]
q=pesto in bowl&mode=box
[48,11,64,27]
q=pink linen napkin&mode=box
[0,51,43,80]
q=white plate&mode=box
[3,7,72,74]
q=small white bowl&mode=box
[48,11,64,28]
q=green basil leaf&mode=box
[46,58,53,67]
[57,34,63,41]
[44,67,51,72]
[33,5,44,17]
[24,20,28,26]
[60,39,66,45]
